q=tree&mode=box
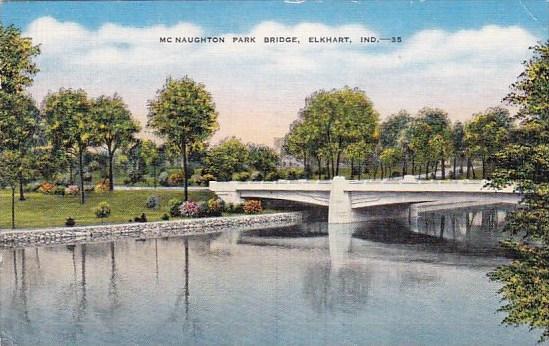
[248,143,280,178]
[404,118,432,179]
[42,89,93,204]
[465,107,513,178]
[488,41,549,342]
[147,76,218,200]
[0,150,24,229]
[0,24,40,93]
[293,87,379,178]
[141,140,162,188]
[417,107,452,179]
[0,91,40,200]
[451,121,465,178]
[91,94,140,191]
[380,110,412,176]
[204,137,249,181]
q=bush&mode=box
[54,185,66,196]
[94,181,109,193]
[134,213,147,223]
[265,171,280,181]
[94,201,111,220]
[65,185,79,196]
[158,171,169,186]
[160,213,170,221]
[250,171,264,181]
[200,173,216,185]
[65,217,76,227]
[180,201,201,217]
[243,200,262,214]
[145,195,160,209]
[168,198,183,217]
[225,202,243,213]
[232,171,251,182]
[207,198,224,216]
[38,182,56,194]
[83,172,93,182]
[168,172,184,186]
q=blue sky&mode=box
[1,1,547,144]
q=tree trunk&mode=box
[108,150,114,191]
[425,162,430,179]
[350,159,354,179]
[317,158,322,180]
[11,186,16,229]
[69,161,74,184]
[433,160,439,179]
[453,156,457,179]
[380,162,385,179]
[326,160,331,179]
[358,161,362,180]
[411,156,415,175]
[18,176,25,201]
[459,155,464,174]
[182,142,189,201]
[466,157,471,178]
[78,149,85,204]
[481,155,486,179]
[441,159,446,180]
[153,164,157,189]
[335,152,341,177]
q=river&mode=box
[0,205,541,345]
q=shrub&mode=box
[83,172,92,182]
[54,185,66,196]
[207,198,224,216]
[200,173,216,185]
[65,217,76,227]
[160,213,170,221]
[158,171,169,186]
[180,201,201,217]
[226,202,244,213]
[134,213,147,223]
[243,200,262,214]
[38,182,56,194]
[232,171,251,182]
[168,172,184,186]
[265,171,280,181]
[145,195,160,209]
[168,198,183,217]
[250,171,264,181]
[65,185,79,196]
[94,201,111,220]
[94,181,109,193]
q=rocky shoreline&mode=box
[0,212,303,248]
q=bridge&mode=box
[208,176,519,224]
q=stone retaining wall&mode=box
[0,212,302,248]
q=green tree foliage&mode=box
[285,87,379,178]
[204,137,249,181]
[451,121,465,178]
[0,24,40,93]
[0,92,41,200]
[42,88,94,204]
[91,94,140,191]
[465,107,513,178]
[147,76,218,200]
[247,143,280,178]
[488,41,549,342]
[418,107,453,179]
[380,110,412,176]
[141,140,162,188]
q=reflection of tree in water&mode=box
[302,261,372,314]
[168,238,203,340]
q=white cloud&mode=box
[24,17,539,145]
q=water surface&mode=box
[0,205,540,345]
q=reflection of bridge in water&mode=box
[208,204,512,270]
[209,177,519,223]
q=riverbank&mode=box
[0,212,303,248]
[0,190,213,229]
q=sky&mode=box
[1,1,548,145]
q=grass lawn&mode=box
[0,189,214,229]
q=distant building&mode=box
[273,137,304,168]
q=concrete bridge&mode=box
[209,176,519,224]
